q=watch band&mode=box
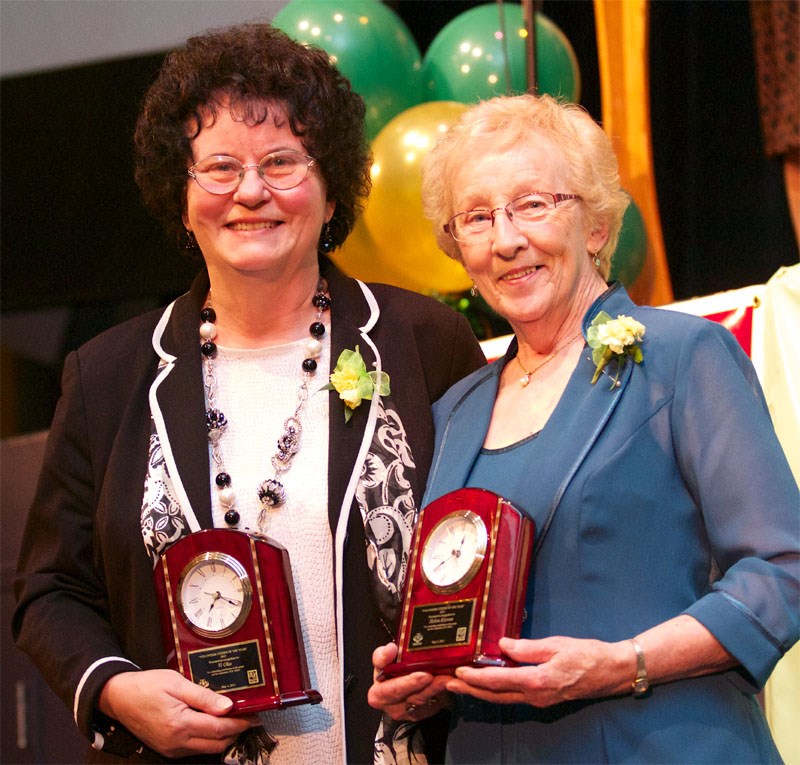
[629,639,650,697]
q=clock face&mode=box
[178,552,253,638]
[420,510,488,594]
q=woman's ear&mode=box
[586,224,609,255]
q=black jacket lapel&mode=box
[152,273,214,529]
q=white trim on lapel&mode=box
[356,277,380,333]
[333,279,381,765]
[148,300,201,534]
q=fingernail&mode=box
[215,695,234,712]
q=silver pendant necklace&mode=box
[200,278,331,532]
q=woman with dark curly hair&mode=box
[14,22,485,765]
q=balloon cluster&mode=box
[273,0,646,296]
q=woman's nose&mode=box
[490,210,527,259]
[233,167,271,205]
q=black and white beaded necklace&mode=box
[200,278,331,533]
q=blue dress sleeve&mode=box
[671,319,799,687]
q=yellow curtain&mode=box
[594,0,673,306]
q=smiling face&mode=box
[183,101,334,284]
[451,131,607,337]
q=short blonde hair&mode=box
[422,94,629,280]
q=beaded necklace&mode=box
[199,278,331,532]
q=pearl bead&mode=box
[219,487,236,506]
[200,322,217,340]
[306,338,323,357]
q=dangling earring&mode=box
[319,223,334,254]
[469,283,479,298]
[184,229,200,254]
[592,251,601,270]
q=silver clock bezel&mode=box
[420,509,488,594]
[177,551,253,639]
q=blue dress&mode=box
[424,284,799,764]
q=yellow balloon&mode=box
[335,217,426,291]
[335,217,427,291]
[362,101,473,295]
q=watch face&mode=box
[178,552,253,638]
[420,510,488,594]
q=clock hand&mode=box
[457,520,470,550]
[434,549,459,570]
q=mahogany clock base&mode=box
[381,652,516,679]
[382,488,534,679]
[230,689,323,716]
[154,528,322,715]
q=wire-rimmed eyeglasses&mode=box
[188,150,317,194]
[444,192,581,244]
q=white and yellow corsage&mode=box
[587,312,645,388]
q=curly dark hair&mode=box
[133,22,371,253]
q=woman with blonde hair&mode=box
[370,93,798,764]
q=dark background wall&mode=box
[1,0,797,437]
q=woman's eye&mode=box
[466,211,491,225]
[209,162,237,173]
[268,155,299,169]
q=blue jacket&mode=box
[424,283,799,764]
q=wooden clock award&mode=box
[153,528,321,714]
[382,487,534,677]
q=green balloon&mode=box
[422,3,580,104]
[611,198,648,287]
[273,0,423,140]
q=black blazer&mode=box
[13,260,486,763]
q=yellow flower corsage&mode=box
[322,346,390,422]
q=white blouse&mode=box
[209,336,342,765]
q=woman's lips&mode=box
[499,265,541,282]
[227,221,281,231]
